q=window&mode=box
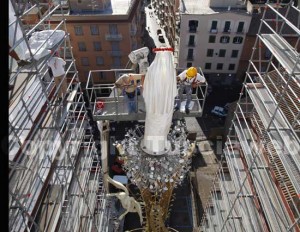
[228,64,235,70]
[111,42,120,51]
[237,22,244,33]
[98,72,106,80]
[187,62,192,68]
[209,35,216,43]
[224,21,231,32]
[78,42,86,51]
[207,49,214,57]
[188,35,195,46]
[90,25,99,35]
[233,36,243,44]
[93,42,101,51]
[189,20,198,33]
[210,20,218,33]
[74,26,83,35]
[96,56,104,65]
[217,63,223,70]
[187,49,194,60]
[109,24,118,34]
[220,36,230,43]
[219,49,226,57]
[231,50,239,58]
[113,57,121,67]
[81,57,89,66]
[205,63,212,70]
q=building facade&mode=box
[177,0,251,79]
[50,0,146,84]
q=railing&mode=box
[108,50,123,57]
[86,68,208,121]
[105,33,123,41]
[210,29,218,34]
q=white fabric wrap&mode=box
[9,1,30,60]
[142,51,177,154]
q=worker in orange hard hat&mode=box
[174,67,206,114]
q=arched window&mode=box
[233,36,243,44]
[220,36,230,44]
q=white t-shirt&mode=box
[178,70,206,86]
[48,57,66,77]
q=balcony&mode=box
[236,29,244,34]
[210,29,218,34]
[223,29,231,34]
[108,51,122,57]
[105,33,122,41]
[188,42,195,47]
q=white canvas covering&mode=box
[9,0,30,61]
[25,30,65,60]
[9,1,65,61]
[142,50,177,154]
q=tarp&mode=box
[142,50,177,154]
[9,1,65,61]
[9,0,30,60]
[25,30,65,60]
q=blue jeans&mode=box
[175,84,192,109]
[125,94,137,113]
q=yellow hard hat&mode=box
[186,67,197,79]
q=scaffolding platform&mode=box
[247,86,300,194]
[92,94,203,121]
[86,70,208,122]
[259,34,300,75]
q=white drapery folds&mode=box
[142,50,177,154]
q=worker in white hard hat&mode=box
[115,73,145,114]
[174,67,206,114]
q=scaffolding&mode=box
[8,0,107,231]
[201,1,300,231]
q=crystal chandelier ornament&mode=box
[115,122,193,193]
[113,48,196,232]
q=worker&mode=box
[174,67,206,114]
[115,73,145,114]
[47,52,68,103]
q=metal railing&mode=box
[86,68,208,121]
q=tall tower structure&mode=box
[201,0,300,231]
